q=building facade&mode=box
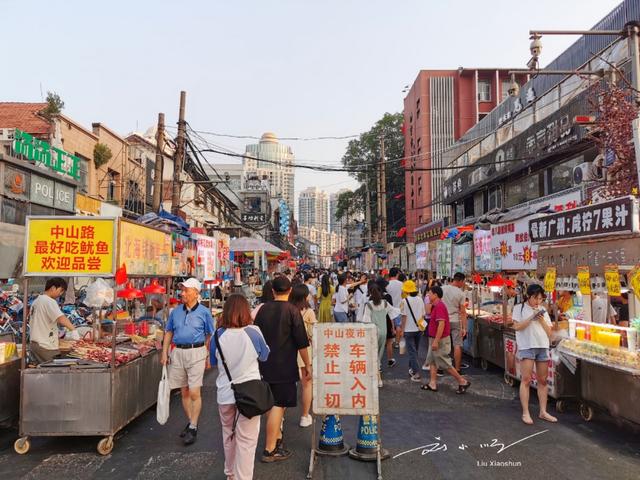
[441,3,634,227]
[403,68,528,242]
[298,186,329,230]
[329,188,351,235]
[243,132,295,208]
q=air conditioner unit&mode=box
[573,160,605,186]
[0,128,15,142]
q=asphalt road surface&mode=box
[1,345,639,480]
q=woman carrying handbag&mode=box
[211,294,271,480]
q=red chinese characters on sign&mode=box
[36,224,109,272]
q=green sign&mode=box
[13,129,80,180]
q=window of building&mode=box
[463,196,475,219]
[501,80,512,102]
[30,203,55,216]
[76,153,90,193]
[474,192,484,216]
[418,176,422,186]
[1,197,27,225]
[411,199,414,209]
[488,185,503,211]
[107,170,118,202]
[410,175,414,186]
[478,80,491,102]
[505,173,541,207]
[455,203,464,223]
[549,155,584,193]
[419,215,423,224]
[418,186,422,196]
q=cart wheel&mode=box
[14,437,30,455]
[555,400,566,414]
[480,359,489,371]
[97,436,114,456]
[579,403,594,422]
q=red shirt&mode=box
[428,299,450,338]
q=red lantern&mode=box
[487,275,505,288]
[117,282,144,299]
[142,279,166,295]
[472,273,482,284]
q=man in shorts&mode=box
[255,276,311,462]
[442,272,468,372]
[421,286,471,394]
[161,278,214,446]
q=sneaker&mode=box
[261,446,293,463]
[421,362,429,371]
[408,368,415,377]
[378,378,383,388]
[388,359,397,368]
[183,427,198,446]
[299,415,313,428]
[179,422,191,438]
[460,362,470,370]
[410,373,422,383]
[437,369,444,377]
[393,342,399,350]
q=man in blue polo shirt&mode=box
[161,278,214,446]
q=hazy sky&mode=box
[2,0,621,214]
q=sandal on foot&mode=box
[522,415,534,425]
[539,413,558,423]
[420,384,438,392]
[456,381,471,394]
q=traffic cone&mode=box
[348,415,390,462]
[316,415,349,456]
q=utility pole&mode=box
[375,154,382,243]
[152,112,165,212]
[171,91,187,215]
[626,22,640,189]
[365,181,372,245]
[379,137,388,245]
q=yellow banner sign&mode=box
[25,217,115,276]
[544,266,557,293]
[629,265,640,302]
[604,264,622,297]
[118,220,172,276]
[577,266,591,295]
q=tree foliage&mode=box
[94,143,113,169]
[334,187,365,223]
[341,112,405,242]
[41,91,65,120]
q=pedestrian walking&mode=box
[161,278,214,445]
[333,273,350,322]
[289,284,316,428]
[316,274,335,323]
[304,273,317,312]
[252,281,274,320]
[211,294,270,480]
[353,273,369,322]
[362,284,400,387]
[421,286,471,394]
[512,284,557,425]
[254,276,311,462]
[375,277,397,368]
[441,273,469,372]
[400,280,426,383]
[386,268,404,349]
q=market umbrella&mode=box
[230,237,283,254]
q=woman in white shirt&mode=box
[362,284,400,387]
[511,284,557,426]
[211,294,270,480]
[400,280,426,382]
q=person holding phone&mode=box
[511,284,557,425]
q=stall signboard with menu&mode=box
[604,264,622,297]
[436,240,452,278]
[312,323,379,415]
[491,218,538,270]
[195,234,217,281]
[172,232,197,277]
[416,243,428,270]
[474,230,495,272]
[504,334,556,397]
[452,243,472,275]
[215,231,231,274]
[118,220,171,276]
[24,216,116,276]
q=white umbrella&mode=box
[230,237,283,254]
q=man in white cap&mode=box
[161,278,214,445]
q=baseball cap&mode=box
[179,278,201,291]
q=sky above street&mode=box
[2,0,621,214]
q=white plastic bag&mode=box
[84,278,114,308]
[156,366,170,425]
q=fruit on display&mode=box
[559,338,640,373]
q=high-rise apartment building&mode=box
[329,188,351,235]
[403,69,528,242]
[298,186,329,230]
[243,132,295,208]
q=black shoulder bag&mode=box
[214,329,274,419]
